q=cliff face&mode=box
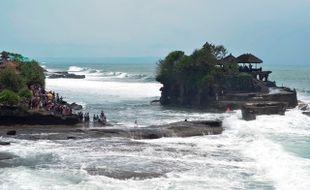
[159,75,267,107]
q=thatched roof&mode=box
[218,54,237,64]
[0,60,18,69]
[237,53,263,64]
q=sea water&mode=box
[0,60,310,190]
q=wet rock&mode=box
[242,101,287,121]
[0,152,19,168]
[6,130,16,136]
[0,162,14,168]
[298,101,309,111]
[303,112,310,117]
[70,103,83,110]
[86,168,163,180]
[0,152,17,160]
[0,120,223,140]
[0,106,81,125]
[0,142,10,145]
[47,72,85,79]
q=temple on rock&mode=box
[156,42,298,117]
[219,53,272,82]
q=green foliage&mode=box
[18,87,32,99]
[156,42,231,89]
[156,51,185,83]
[202,42,228,60]
[223,62,239,74]
[0,89,20,106]
[15,60,45,87]
[237,72,252,78]
[0,68,23,92]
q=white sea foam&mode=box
[68,66,85,72]
[67,66,151,81]
[224,110,310,190]
[46,78,162,102]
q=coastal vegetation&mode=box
[0,52,45,106]
[0,89,20,106]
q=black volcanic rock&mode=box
[0,142,10,145]
[6,130,16,136]
[0,105,80,125]
[70,102,83,110]
[0,120,223,140]
[47,72,85,79]
[242,101,287,121]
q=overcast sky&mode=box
[0,0,309,64]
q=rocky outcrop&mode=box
[261,88,297,109]
[241,101,287,121]
[0,120,223,140]
[47,72,85,79]
[70,102,83,110]
[6,130,16,135]
[303,112,310,117]
[0,152,17,168]
[0,105,80,125]
[0,142,10,145]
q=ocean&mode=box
[0,60,310,190]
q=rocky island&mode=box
[156,42,298,120]
[0,51,81,125]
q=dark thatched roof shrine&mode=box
[237,53,263,64]
[218,54,237,65]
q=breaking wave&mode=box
[67,65,155,82]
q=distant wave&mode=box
[68,66,85,72]
[67,65,155,82]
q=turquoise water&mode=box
[0,61,310,189]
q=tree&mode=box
[156,51,185,84]
[15,60,45,87]
[0,68,24,92]
[202,42,228,60]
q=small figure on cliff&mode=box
[134,120,138,128]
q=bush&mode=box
[15,60,45,87]
[18,88,32,99]
[0,89,20,106]
[0,68,24,92]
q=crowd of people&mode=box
[29,85,108,125]
[77,111,107,125]
[29,85,73,116]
